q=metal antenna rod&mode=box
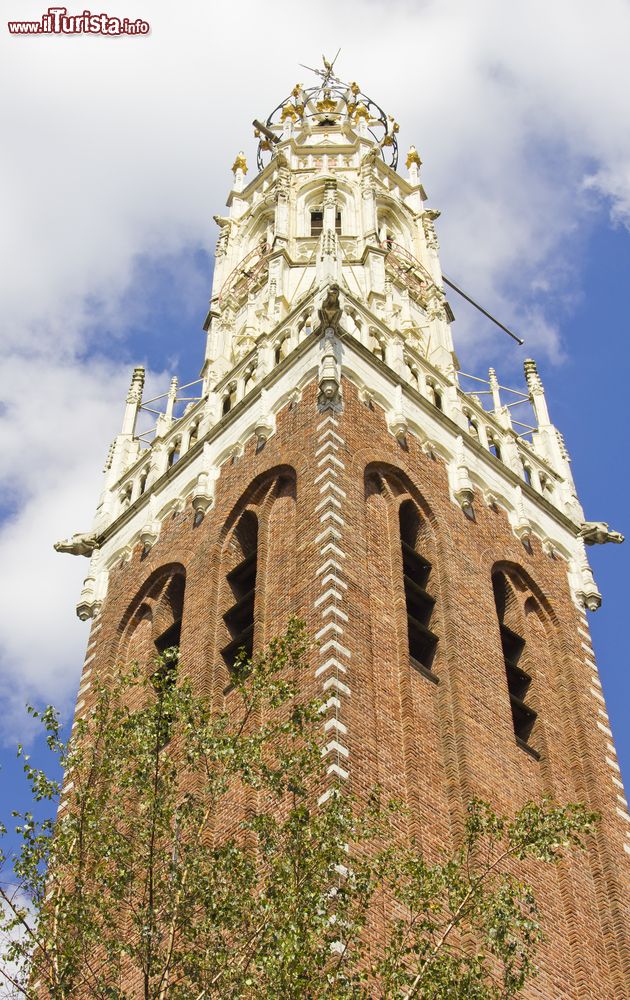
[252,119,280,144]
[442,275,524,346]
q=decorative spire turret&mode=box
[122,366,145,436]
[254,55,400,172]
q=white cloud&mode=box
[0,357,128,738]
[1,0,630,731]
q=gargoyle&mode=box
[54,532,100,557]
[318,284,342,332]
[578,522,625,545]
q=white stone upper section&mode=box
[203,65,455,389]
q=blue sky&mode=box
[0,0,628,850]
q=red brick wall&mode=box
[72,377,630,998]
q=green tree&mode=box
[0,620,596,999]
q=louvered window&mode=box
[400,502,438,681]
[493,574,539,759]
[221,514,257,669]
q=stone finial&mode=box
[122,366,145,436]
[512,486,532,542]
[103,439,116,473]
[406,145,422,170]
[192,470,216,516]
[231,151,248,192]
[76,573,99,621]
[579,560,602,611]
[406,145,422,186]
[76,553,102,620]
[524,357,551,427]
[488,367,502,411]
[231,151,248,175]
[126,366,145,404]
[254,389,274,446]
[523,358,541,391]
[453,436,474,511]
[164,376,178,423]
[388,384,408,443]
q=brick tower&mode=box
[57,61,629,998]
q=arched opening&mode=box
[310,209,341,236]
[274,336,290,366]
[399,500,438,677]
[222,383,237,417]
[243,367,257,395]
[125,608,153,668]
[120,484,132,510]
[221,511,258,670]
[369,331,385,362]
[188,422,199,448]
[117,566,186,728]
[167,440,181,468]
[377,206,412,252]
[488,433,502,462]
[492,571,538,756]
[154,574,185,654]
[465,412,479,439]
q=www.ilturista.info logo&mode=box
[8,7,150,34]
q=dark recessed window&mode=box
[488,437,502,462]
[310,211,342,236]
[151,578,184,745]
[155,620,181,656]
[493,574,539,758]
[311,211,323,236]
[399,501,438,683]
[221,511,257,671]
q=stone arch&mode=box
[364,461,441,539]
[365,464,441,674]
[490,561,560,761]
[241,205,274,248]
[491,559,559,631]
[214,465,297,677]
[117,563,187,667]
[221,381,238,416]
[376,198,414,251]
[296,175,358,237]
[218,464,297,547]
[362,461,454,851]
[123,603,153,668]
[153,573,185,647]
[274,329,292,364]
[367,326,386,361]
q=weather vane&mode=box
[299,49,343,87]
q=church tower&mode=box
[57,62,629,997]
